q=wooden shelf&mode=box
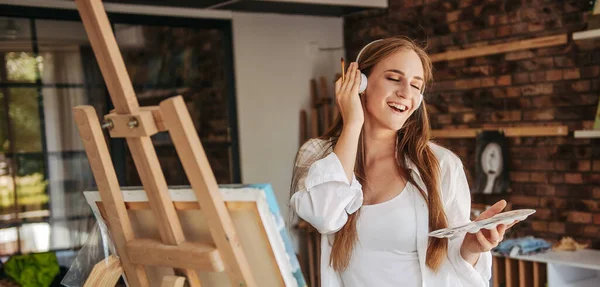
[573,29,600,41]
[430,34,567,62]
[432,126,568,139]
[574,130,600,138]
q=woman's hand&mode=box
[460,200,518,266]
[335,62,364,131]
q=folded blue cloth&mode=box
[493,236,551,256]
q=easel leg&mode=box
[74,106,149,287]
[161,276,186,287]
[84,255,123,287]
[160,96,256,287]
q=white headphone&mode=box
[355,39,424,108]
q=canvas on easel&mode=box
[70,0,306,286]
[83,184,306,287]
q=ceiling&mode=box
[103,0,386,17]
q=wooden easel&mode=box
[72,0,256,286]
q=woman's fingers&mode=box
[351,69,361,93]
[497,224,507,236]
[341,62,353,91]
[345,62,357,92]
[476,231,493,250]
[345,62,355,79]
[335,77,342,95]
[475,200,507,221]
[487,227,500,244]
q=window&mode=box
[0,11,239,257]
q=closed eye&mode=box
[387,78,422,90]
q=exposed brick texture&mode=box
[345,0,600,248]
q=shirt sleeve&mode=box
[443,155,492,286]
[289,139,363,234]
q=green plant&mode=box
[4,252,59,287]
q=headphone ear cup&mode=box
[358,73,368,94]
[416,93,423,109]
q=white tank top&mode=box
[340,184,422,287]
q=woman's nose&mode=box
[396,81,413,99]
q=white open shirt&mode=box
[290,138,491,287]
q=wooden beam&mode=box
[311,108,319,138]
[161,276,186,287]
[492,256,505,287]
[126,239,224,272]
[98,200,253,211]
[502,125,568,137]
[430,34,568,62]
[300,110,307,145]
[159,96,257,287]
[84,255,123,287]
[505,257,518,287]
[73,106,149,287]
[307,231,316,287]
[432,129,478,139]
[75,0,138,114]
[310,79,318,108]
[533,262,546,287]
[432,126,568,138]
[319,77,331,131]
[518,260,533,287]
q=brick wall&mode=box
[344,0,600,247]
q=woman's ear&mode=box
[359,93,367,107]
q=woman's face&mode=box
[363,49,425,131]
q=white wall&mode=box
[232,12,343,222]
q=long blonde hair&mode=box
[290,36,448,272]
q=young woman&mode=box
[290,36,513,286]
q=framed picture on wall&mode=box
[474,130,510,195]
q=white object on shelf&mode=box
[562,276,600,287]
[574,130,600,138]
[548,264,599,287]
[573,29,600,41]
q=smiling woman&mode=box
[289,36,512,287]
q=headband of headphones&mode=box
[356,39,383,63]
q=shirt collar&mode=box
[404,155,422,179]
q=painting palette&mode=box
[428,209,536,239]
